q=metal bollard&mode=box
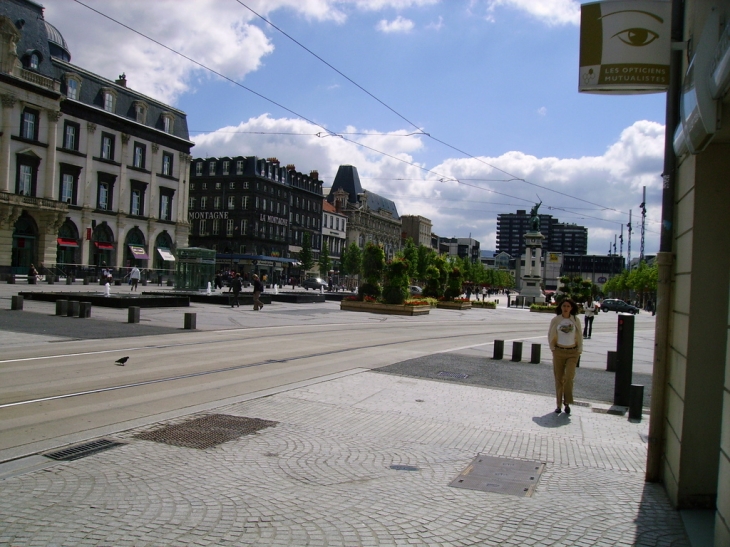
[79,302,91,318]
[128,306,140,323]
[493,340,504,360]
[511,341,523,362]
[56,300,68,316]
[66,276,72,285]
[184,312,197,330]
[83,277,89,285]
[530,343,541,364]
[606,351,617,372]
[629,384,644,420]
[11,295,23,310]
[67,301,80,318]
[46,275,54,284]
[614,314,635,406]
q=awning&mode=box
[128,245,149,259]
[95,242,114,250]
[57,238,78,247]
[157,247,175,262]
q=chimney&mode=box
[310,170,319,181]
[286,164,296,172]
[115,73,127,87]
[266,157,280,166]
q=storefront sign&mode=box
[579,0,671,94]
[188,211,229,220]
[259,214,288,226]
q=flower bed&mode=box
[472,301,497,309]
[436,300,472,310]
[530,304,557,313]
[340,300,430,316]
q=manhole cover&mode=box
[437,371,469,379]
[449,455,545,497]
[134,414,277,449]
[44,439,125,461]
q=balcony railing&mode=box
[0,192,68,212]
[19,69,61,92]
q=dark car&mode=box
[301,277,328,290]
[599,299,639,314]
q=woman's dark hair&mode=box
[555,298,579,316]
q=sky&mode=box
[42,0,668,257]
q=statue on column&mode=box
[529,201,542,232]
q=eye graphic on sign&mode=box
[612,27,659,47]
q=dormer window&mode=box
[133,101,148,124]
[208,162,216,176]
[65,74,81,100]
[195,162,202,176]
[100,88,117,113]
[161,112,174,134]
[22,49,43,71]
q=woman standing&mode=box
[548,298,583,414]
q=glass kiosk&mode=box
[174,248,216,290]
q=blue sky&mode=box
[44,0,668,257]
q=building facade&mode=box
[496,210,588,256]
[321,199,347,270]
[438,236,481,263]
[0,0,193,278]
[400,214,432,247]
[187,156,322,283]
[327,165,401,259]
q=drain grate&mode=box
[437,371,469,379]
[134,414,277,449]
[44,439,125,461]
[390,464,419,471]
[449,455,545,497]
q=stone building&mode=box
[400,214,432,247]
[321,198,347,270]
[0,0,193,278]
[326,165,400,259]
[187,156,322,283]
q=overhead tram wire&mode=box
[236,0,628,218]
[73,1,627,227]
[69,1,470,191]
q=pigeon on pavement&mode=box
[115,356,129,366]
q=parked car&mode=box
[599,299,639,314]
[301,277,328,290]
[409,285,423,296]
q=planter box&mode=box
[436,301,472,310]
[340,300,430,316]
[530,307,556,313]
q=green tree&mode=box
[558,275,593,302]
[299,232,314,272]
[416,245,435,281]
[444,265,465,300]
[359,242,385,299]
[318,239,331,278]
[627,261,658,305]
[382,257,410,304]
[341,242,362,290]
[401,238,418,281]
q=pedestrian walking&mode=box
[482,286,487,302]
[252,274,264,311]
[583,299,596,339]
[230,273,243,307]
[548,298,583,415]
[129,266,141,291]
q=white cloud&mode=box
[484,0,580,26]
[376,16,416,33]
[43,0,280,104]
[537,107,547,116]
[426,16,445,31]
[193,116,664,254]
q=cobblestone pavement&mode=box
[0,371,688,547]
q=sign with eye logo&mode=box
[579,0,671,94]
